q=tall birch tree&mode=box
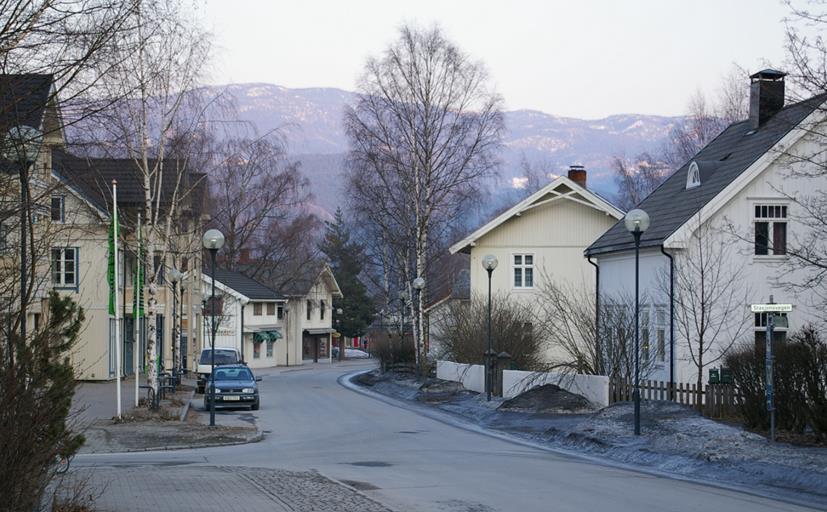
[89,0,213,394]
[345,25,503,370]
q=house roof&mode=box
[203,267,284,301]
[586,93,827,256]
[450,175,624,255]
[0,74,52,132]
[243,261,343,299]
[51,149,207,220]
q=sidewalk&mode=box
[76,377,259,454]
[67,466,394,512]
[72,376,145,425]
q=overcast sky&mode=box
[203,0,791,119]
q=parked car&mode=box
[196,347,242,393]
[202,364,261,411]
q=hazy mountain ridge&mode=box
[206,83,685,208]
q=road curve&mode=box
[74,362,819,512]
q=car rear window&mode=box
[200,349,238,365]
[212,368,254,381]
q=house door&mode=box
[123,316,134,376]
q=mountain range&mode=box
[209,83,685,212]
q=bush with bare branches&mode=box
[433,295,544,371]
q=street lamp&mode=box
[168,267,183,381]
[624,208,650,436]
[202,228,224,427]
[335,307,343,362]
[481,254,498,401]
[3,126,43,352]
[412,277,425,382]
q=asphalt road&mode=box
[74,361,819,512]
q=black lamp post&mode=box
[202,228,224,427]
[335,307,343,362]
[3,126,42,356]
[624,208,650,436]
[412,276,425,382]
[481,254,498,401]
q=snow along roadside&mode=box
[340,369,827,511]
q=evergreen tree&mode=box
[320,207,375,338]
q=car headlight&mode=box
[242,388,255,394]
[214,388,222,393]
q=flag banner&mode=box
[107,202,119,316]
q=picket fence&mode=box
[609,378,741,418]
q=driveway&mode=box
[72,361,820,512]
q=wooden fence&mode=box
[609,378,742,418]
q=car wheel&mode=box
[251,400,259,411]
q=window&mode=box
[253,303,262,316]
[320,300,326,320]
[306,299,312,320]
[686,161,701,189]
[51,248,77,288]
[267,302,275,316]
[253,341,261,359]
[153,253,165,282]
[277,305,284,320]
[754,312,788,345]
[180,257,189,272]
[655,307,667,362]
[641,309,650,361]
[33,313,41,332]
[754,204,787,256]
[266,340,273,357]
[513,254,534,288]
[50,196,64,222]
[0,222,8,253]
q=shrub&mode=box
[0,292,86,512]
[432,294,544,371]
[372,330,416,371]
[725,324,827,437]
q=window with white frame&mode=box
[52,248,78,288]
[513,254,534,288]
[655,306,667,362]
[754,204,787,256]
[51,195,65,223]
[754,311,788,345]
[641,308,651,362]
[277,305,284,320]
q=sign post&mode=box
[750,298,792,443]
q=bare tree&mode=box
[536,277,659,382]
[662,66,749,171]
[84,0,213,394]
[345,25,504,372]
[665,220,752,407]
[611,152,671,211]
[204,131,311,269]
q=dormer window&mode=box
[686,161,701,189]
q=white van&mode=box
[196,347,242,393]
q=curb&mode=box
[83,428,264,454]
[340,369,827,512]
[179,389,196,422]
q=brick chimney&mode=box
[239,247,251,264]
[567,165,587,188]
[749,69,786,130]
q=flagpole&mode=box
[113,180,122,419]
[135,212,141,408]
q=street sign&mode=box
[750,303,793,313]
